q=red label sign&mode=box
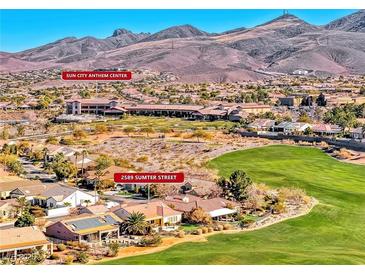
[62,71,132,81]
[114,172,184,184]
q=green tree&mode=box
[297,112,312,123]
[96,154,114,171]
[123,212,148,235]
[51,153,77,180]
[15,196,30,214]
[38,95,53,109]
[0,153,24,175]
[14,210,35,227]
[324,104,358,130]
[217,170,253,202]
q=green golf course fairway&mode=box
[101,145,365,264]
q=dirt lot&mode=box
[85,131,277,180]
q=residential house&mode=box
[0,199,18,219]
[45,213,121,244]
[247,119,275,132]
[273,122,311,134]
[0,226,53,260]
[31,185,98,209]
[9,184,98,217]
[312,124,342,136]
[68,154,95,169]
[113,201,182,230]
[164,194,239,221]
[227,104,271,122]
[47,145,80,160]
[80,204,110,215]
[0,176,43,199]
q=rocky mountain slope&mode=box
[325,10,365,32]
[1,11,365,81]
[140,24,209,42]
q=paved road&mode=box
[9,130,73,141]
[19,157,57,182]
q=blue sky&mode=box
[0,9,358,52]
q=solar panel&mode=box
[66,215,118,231]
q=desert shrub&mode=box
[172,132,181,137]
[208,227,214,233]
[278,187,308,204]
[216,225,223,231]
[25,249,46,265]
[334,148,352,159]
[78,242,89,251]
[195,229,202,235]
[177,230,185,238]
[201,227,208,234]
[185,207,212,225]
[46,136,58,145]
[76,251,89,264]
[273,201,286,214]
[136,155,149,163]
[95,124,109,134]
[107,242,120,257]
[223,223,232,230]
[0,258,11,265]
[63,255,74,265]
[57,243,66,251]
[139,234,162,247]
[59,137,74,145]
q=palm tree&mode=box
[81,150,88,177]
[123,212,148,235]
[42,147,49,167]
[74,151,81,181]
[84,199,91,207]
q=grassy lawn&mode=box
[179,224,200,232]
[105,115,235,131]
[99,145,365,264]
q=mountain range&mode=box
[1,10,365,82]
